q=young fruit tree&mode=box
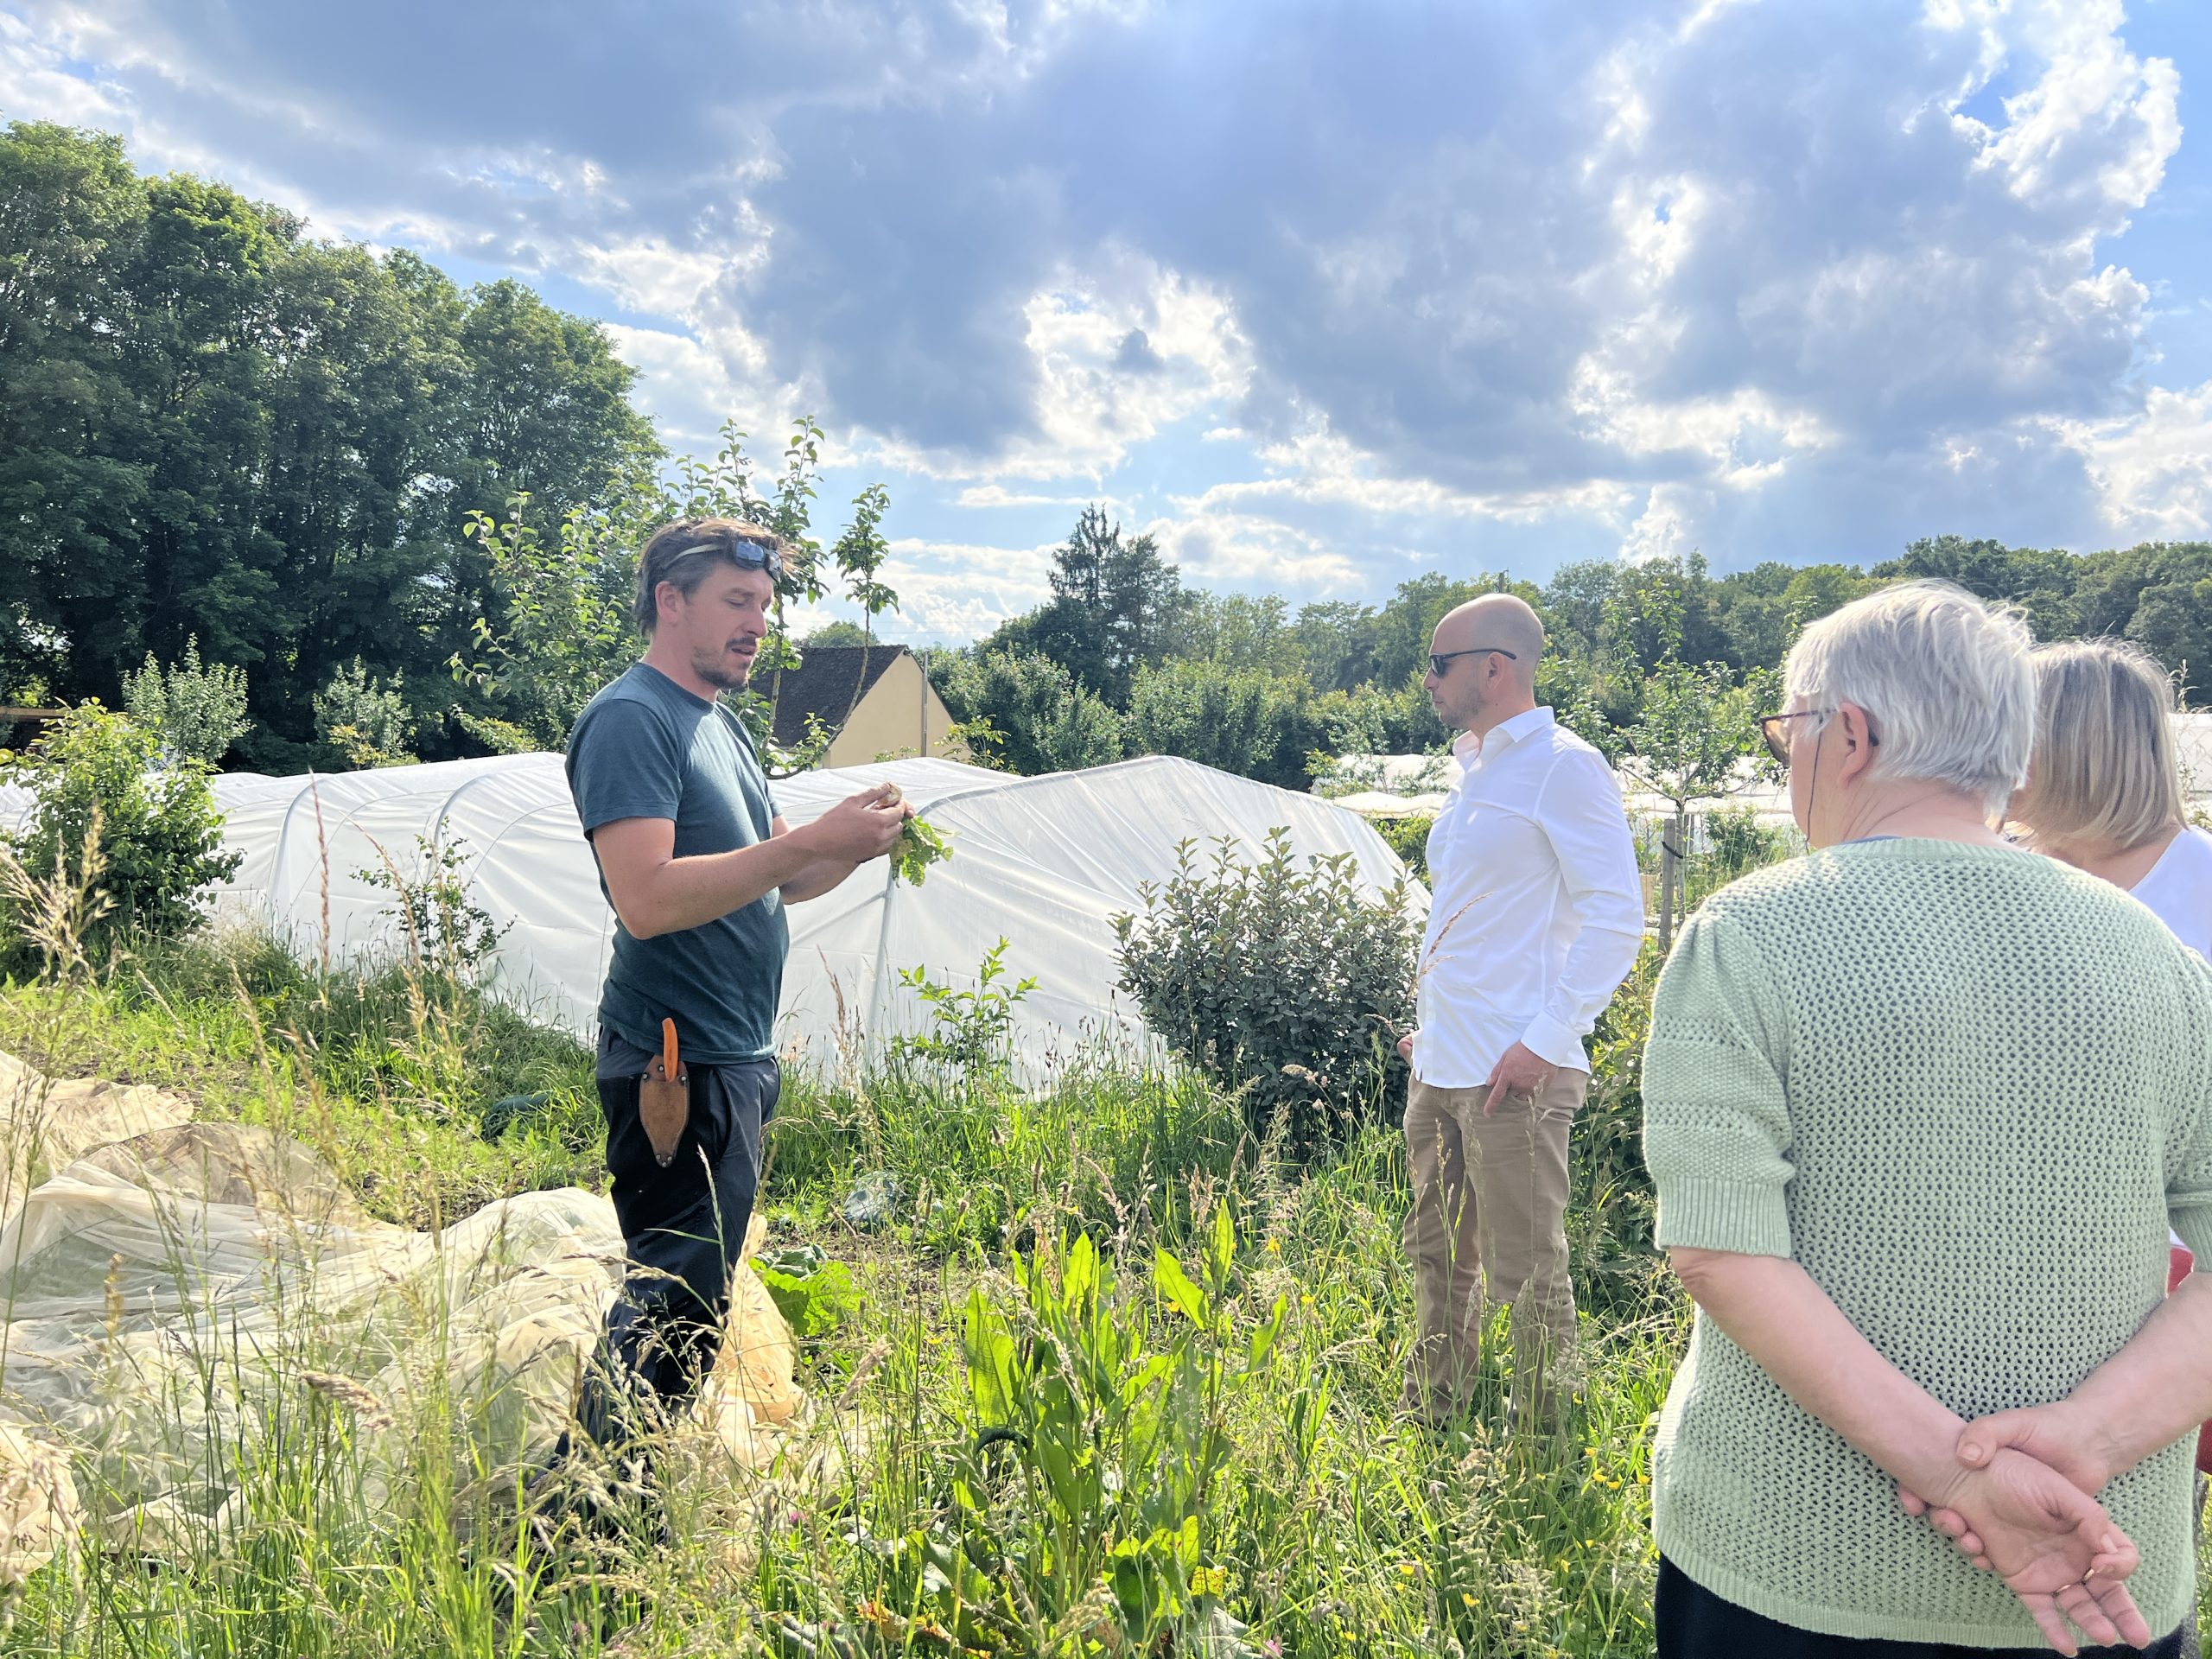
[1621,661,1776,953]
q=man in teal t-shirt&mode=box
[561,517,909,1457]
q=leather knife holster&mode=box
[639,1017,690,1167]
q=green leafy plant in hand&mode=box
[893,816,953,887]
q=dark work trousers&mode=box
[1656,1556,2190,1659]
[573,1027,779,1452]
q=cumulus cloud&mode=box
[0,0,2202,626]
[2047,379,2212,538]
[957,484,1125,510]
[877,537,1061,640]
[849,250,1251,480]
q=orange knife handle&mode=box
[660,1017,678,1079]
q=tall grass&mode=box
[0,916,2201,1656]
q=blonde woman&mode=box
[2012,639,2209,960]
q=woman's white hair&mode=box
[1783,580,2034,816]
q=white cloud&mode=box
[2047,380,2212,538]
[601,322,813,454]
[1195,420,1636,527]
[1013,255,1252,477]
[1,0,2203,599]
[1620,484,1706,563]
[1678,0,1756,43]
[1951,0,2181,215]
[1609,172,1709,289]
[571,238,747,319]
[1144,510,1363,591]
[956,483,1121,510]
[875,536,1059,640]
[855,250,1253,481]
[0,11,125,125]
[1570,341,1831,486]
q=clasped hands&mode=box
[1896,1403,2152,1656]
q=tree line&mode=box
[1,121,655,768]
[925,518,2212,789]
[6,120,2208,789]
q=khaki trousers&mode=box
[1400,1068,1586,1421]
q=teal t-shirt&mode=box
[565,663,788,1064]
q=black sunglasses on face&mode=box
[1427,645,1519,677]
[1758,709,1879,766]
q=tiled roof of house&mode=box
[753,644,911,748]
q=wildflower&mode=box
[1265,1236,1281,1255]
[1461,1592,1477,1609]
[1300,1294,1313,1307]
[1396,1560,1420,1578]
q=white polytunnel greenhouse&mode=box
[181,752,1423,1076]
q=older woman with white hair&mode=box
[1641,582,2212,1656]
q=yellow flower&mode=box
[1396,1560,1420,1578]
[1460,1592,1478,1609]
[1265,1237,1282,1255]
[1300,1294,1314,1307]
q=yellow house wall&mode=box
[820,654,970,767]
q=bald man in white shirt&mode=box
[1397,594,1644,1427]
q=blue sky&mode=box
[3,0,2208,642]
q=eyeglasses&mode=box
[1427,645,1519,677]
[1758,709,1880,766]
[672,535,785,580]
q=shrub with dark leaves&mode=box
[1113,830,1419,1147]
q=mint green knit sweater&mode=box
[1644,839,2212,1647]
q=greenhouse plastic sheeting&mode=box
[190,753,1421,1076]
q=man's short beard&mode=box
[690,644,751,690]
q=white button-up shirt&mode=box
[1413,706,1644,1087]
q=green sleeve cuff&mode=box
[1656,1176,1794,1258]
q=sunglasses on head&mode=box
[674,535,785,580]
[1427,645,1519,677]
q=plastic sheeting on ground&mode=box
[185,752,1420,1078]
[0,1050,194,1217]
[0,1052,805,1572]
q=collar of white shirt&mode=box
[1451,704,1555,769]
